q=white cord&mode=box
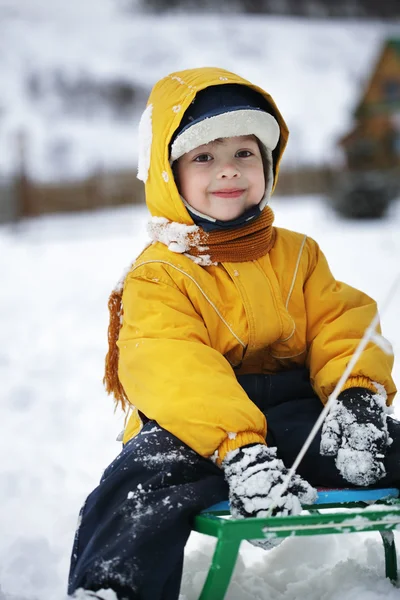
[265,272,400,517]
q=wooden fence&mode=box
[0,165,335,223]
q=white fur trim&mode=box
[137,104,153,182]
[259,148,274,210]
[170,109,280,162]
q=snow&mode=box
[320,390,390,486]
[147,217,211,262]
[1,0,400,181]
[136,104,153,183]
[1,194,400,599]
[223,445,317,522]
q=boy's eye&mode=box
[236,150,253,158]
[194,153,212,163]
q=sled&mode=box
[193,487,400,600]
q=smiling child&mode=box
[68,67,398,600]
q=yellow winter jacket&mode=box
[118,67,396,463]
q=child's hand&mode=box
[222,444,317,518]
[320,388,390,486]
[222,444,316,549]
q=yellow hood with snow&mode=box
[137,66,288,223]
[116,67,395,463]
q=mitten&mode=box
[222,443,317,549]
[320,387,390,486]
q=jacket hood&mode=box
[137,66,289,224]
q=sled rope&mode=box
[266,272,400,517]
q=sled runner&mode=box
[194,487,400,600]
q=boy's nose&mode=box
[217,163,240,179]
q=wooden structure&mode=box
[6,164,334,223]
[340,38,400,170]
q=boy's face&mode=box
[175,135,265,222]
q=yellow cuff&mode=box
[341,377,378,394]
[217,431,266,465]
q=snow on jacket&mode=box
[117,67,396,463]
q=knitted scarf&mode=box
[104,206,275,408]
[148,205,275,265]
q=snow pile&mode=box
[1,196,400,599]
[181,532,400,600]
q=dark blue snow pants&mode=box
[68,369,400,600]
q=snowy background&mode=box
[0,0,400,181]
[1,195,400,600]
[2,0,400,599]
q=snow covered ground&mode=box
[1,0,400,181]
[1,194,400,600]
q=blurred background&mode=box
[1,3,400,600]
[1,0,399,221]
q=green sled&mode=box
[193,487,400,600]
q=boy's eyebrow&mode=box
[188,139,223,152]
[204,138,224,146]
[196,135,257,149]
[214,136,256,144]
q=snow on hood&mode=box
[137,66,289,225]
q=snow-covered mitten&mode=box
[320,387,390,486]
[222,443,317,549]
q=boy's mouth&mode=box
[211,188,246,198]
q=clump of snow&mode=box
[147,216,214,265]
[321,390,390,485]
[336,448,385,486]
[136,103,153,183]
[373,382,388,405]
[148,216,202,252]
[223,445,317,522]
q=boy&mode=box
[68,67,398,600]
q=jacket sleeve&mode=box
[303,238,396,404]
[117,266,267,463]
